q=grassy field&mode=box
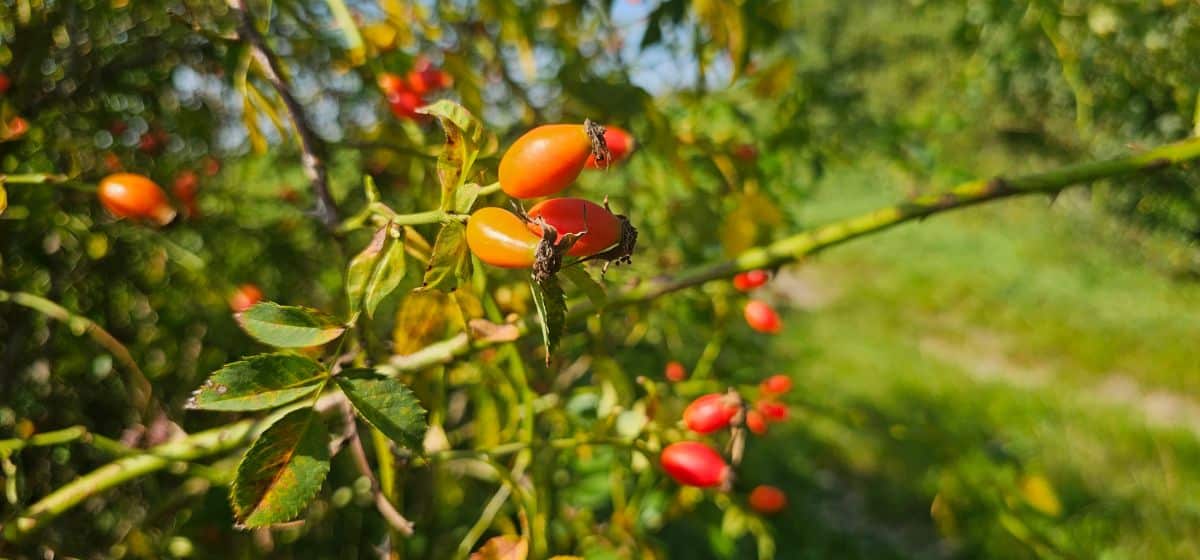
[749,161,1200,559]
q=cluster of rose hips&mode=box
[377,58,453,120]
[735,269,783,334]
[466,122,636,274]
[658,372,794,514]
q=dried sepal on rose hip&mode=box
[585,125,635,169]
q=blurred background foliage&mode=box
[2,0,1199,558]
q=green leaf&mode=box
[455,182,482,214]
[231,408,331,527]
[324,0,366,66]
[335,370,427,450]
[529,276,567,365]
[419,221,471,292]
[561,266,606,308]
[236,302,346,348]
[188,354,326,411]
[416,100,486,212]
[346,224,407,319]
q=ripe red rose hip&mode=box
[748,485,787,514]
[745,410,768,435]
[388,90,425,120]
[5,116,28,140]
[229,284,263,313]
[98,173,176,226]
[733,269,769,292]
[665,361,687,382]
[760,374,792,395]
[525,198,621,257]
[683,393,740,434]
[743,300,782,334]
[757,401,789,422]
[660,442,729,488]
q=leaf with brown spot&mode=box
[231,408,330,527]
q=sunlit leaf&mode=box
[392,290,454,354]
[471,535,527,560]
[455,182,481,214]
[236,302,345,348]
[346,223,407,319]
[231,408,330,527]
[187,354,326,411]
[529,276,566,365]
[362,22,397,51]
[336,369,427,450]
[1019,474,1062,517]
[416,100,487,212]
[419,221,471,292]
[324,0,366,65]
[0,184,6,216]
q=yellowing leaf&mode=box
[324,0,365,66]
[1019,474,1062,517]
[362,22,397,51]
[392,290,454,354]
[721,192,783,256]
[231,408,331,527]
[471,535,527,560]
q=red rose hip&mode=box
[660,442,729,488]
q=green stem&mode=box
[382,134,1200,374]
[0,290,155,416]
[0,173,69,185]
[0,425,130,458]
[2,419,261,542]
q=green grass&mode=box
[751,162,1200,559]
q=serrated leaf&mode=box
[231,408,331,527]
[561,266,606,308]
[188,354,326,411]
[471,535,528,560]
[416,100,486,212]
[419,221,471,292]
[346,224,407,319]
[336,370,427,449]
[237,302,345,348]
[529,276,566,365]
